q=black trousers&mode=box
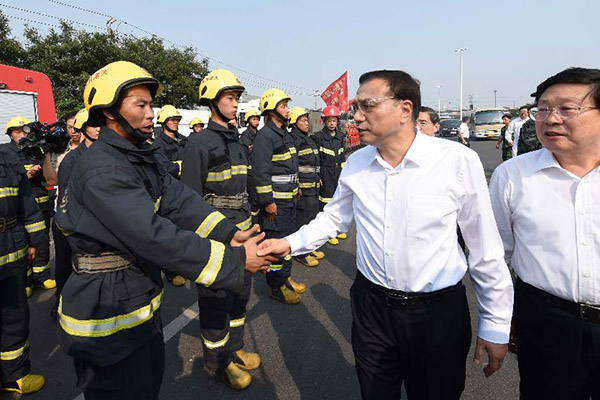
[350,272,471,400]
[52,221,72,301]
[30,204,51,285]
[514,279,600,400]
[260,205,296,288]
[74,333,165,400]
[296,193,319,230]
[0,268,30,383]
[197,271,252,373]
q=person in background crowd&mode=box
[508,105,529,157]
[459,115,470,146]
[495,113,513,161]
[416,106,440,136]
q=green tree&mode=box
[2,11,209,118]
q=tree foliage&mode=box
[0,11,209,118]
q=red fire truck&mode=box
[0,64,56,144]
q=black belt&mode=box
[356,271,464,310]
[516,278,600,323]
[0,217,18,233]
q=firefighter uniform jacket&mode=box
[313,128,346,204]
[0,150,47,281]
[1,141,51,214]
[251,120,299,208]
[290,128,320,197]
[239,127,258,159]
[54,127,246,366]
[181,121,252,231]
[57,144,87,208]
[153,130,187,178]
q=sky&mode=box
[2,0,599,110]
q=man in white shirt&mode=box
[258,70,513,399]
[490,67,600,400]
[458,116,470,146]
[507,105,529,157]
[416,106,440,136]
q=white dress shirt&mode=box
[490,148,600,305]
[286,133,514,343]
[459,122,470,139]
[507,117,528,157]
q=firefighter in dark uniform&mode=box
[54,61,275,399]
[288,107,323,267]
[239,108,261,225]
[189,116,206,136]
[0,147,47,395]
[153,104,189,286]
[252,88,305,304]
[313,105,347,245]
[52,109,100,316]
[181,69,259,390]
[2,116,57,294]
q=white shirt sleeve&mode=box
[286,167,355,255]
[489,166,515,265]
[457,152,514,343]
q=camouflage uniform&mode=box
[500,125,513,162]
[517,119,542,155]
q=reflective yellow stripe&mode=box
[236,216,252,231]
[0,341,29,361]
[338,148,344,154]
[206,165,248,182]
[272,152,291,162]
[32,262,50,273]
[195,240,225,287]
[195,211,226,238]
[0,187,19,198]
[58,291,163,338]
[173,160,182,178]
[289,147,297,154]
[56,223,74,237]
[251,210,259,217]
[202,333,229,349]
[24,164,34,170]
[341,162,346,168]
[320,146,336,157]
[35,196,50,204]
[230,317,245,328]
[27,267,32,276]
[0,246,27,267]
[154,196,162,213]
[319,196,333,203]
[298,148,313,157]
[269,264,283,271]
[299,182,317,189]
[25,220,46,234]
[313,149,319,155]
[284,255,292,261]
[256,185,272,194]
[273,187,299,199]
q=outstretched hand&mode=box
[242,232,278,273]
[257,238,291,258]
[230,224,260,246]
[474,337,508,378]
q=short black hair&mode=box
[532,67,600,107]
[502,113,512,119]
[462,116,470,123]
[359,70,421,121]
[419,106,440,124]
[63,111,77,121]
[518,105,529,112]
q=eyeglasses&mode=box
[530,105,598,121]
[351,96,397,114]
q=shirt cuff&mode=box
[285,232,303,256]
[477,317,510,344]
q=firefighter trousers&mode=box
[0,268,31,383]
[197,271,252,373]
[52,221,72,302]
[259,205,296,288]
[29,204,51,285]
[319,166,341,210]
[74,333,165,400]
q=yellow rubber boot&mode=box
[286,277,306,294]
[170,275,186,287]
[337,233,348,240]
[40,279,56,289]
[295,255,319,267]
[327,237,339,245]
[311,250,325,260]
[25,287,32,298]
[233,349,261,370]
[0,374,45,394]
[268,285,301,304]
[223,362,251,390]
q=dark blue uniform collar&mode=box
[207,120,239,140]
[158,130,186,144]
[99,127,156,154]
[320,128,343,142]
[265,119,287,137]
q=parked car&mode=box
[438,119,461,137]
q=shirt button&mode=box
[387,198,392,203]
[385,251,391,256]
[583,272,591,278]
[386,224,391,229]
[581,241,590,247]
[579,210,586,215]
[389,276,395,281]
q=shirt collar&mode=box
[530,148,563,173]
[367,132,429,170]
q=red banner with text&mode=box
[321,71,349,112]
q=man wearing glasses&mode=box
[490,67,600,399]
[258,70,513,399]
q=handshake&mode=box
[229,225,293,273]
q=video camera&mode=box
[17,121,70,159]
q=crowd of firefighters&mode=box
[0,61,352,397]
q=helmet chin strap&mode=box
[270,110,288,127]
[211,101,233,126]
[162,123,178,134]
[80,127,96,142]
[111,109,152,144]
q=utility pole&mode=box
[454,47,468,120]
[494,89,497,107]
[435,85,442,116]
[314,90,320,110]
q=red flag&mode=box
[321,71,349,112]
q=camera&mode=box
[17,121,70,159]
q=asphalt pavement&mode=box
[1,137,520,400]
